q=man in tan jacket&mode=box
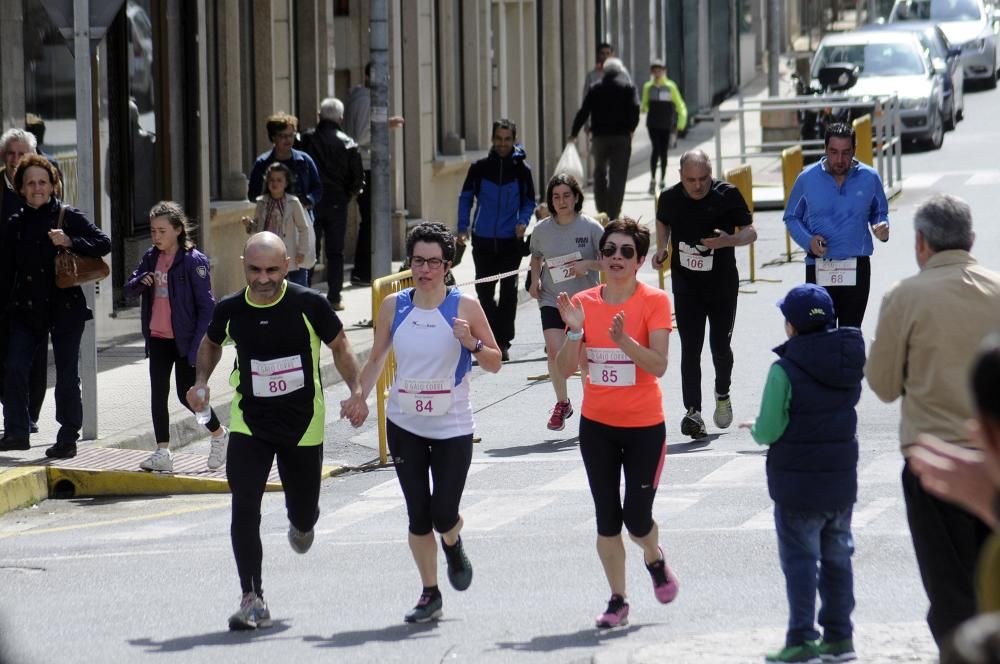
[866,193,1000,649]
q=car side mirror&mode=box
[931,57,947,73]
[947,46,962,58]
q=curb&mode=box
[0,466,49,515]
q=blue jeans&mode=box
[774,504,855,646]
[287,269,309,287]
[3,318,85,445]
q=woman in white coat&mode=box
[242,162,315,286]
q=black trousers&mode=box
[805,256,871,328]
[648,127,671,181]
[147,337,220,443]
[0,320,48,424]
[314,198,349,304]
[227,432,323,596]
[673,288,738,412]
[902,461,992,646]
[351,169,372,283]
[471,236,523,348]
[590,134,632,220]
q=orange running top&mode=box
[573,281,672,427]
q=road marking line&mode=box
[315,498,404,534]
[902,173,943,189]
[361,464,489,499]
[463,495,556,531]
[966,171,1000,186]
[0,503,226,539]
[738,507,775,530]
[537,466,589,491]
[694,456,763,486]
[852,496,896,528]
[859,455,902,485]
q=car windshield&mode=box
[893,0,982,21]
[813,42,927,78]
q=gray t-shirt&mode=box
[529,214,605,308]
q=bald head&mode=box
[679,150,711,171]
[242,231,290,303]
[679,149,713,201]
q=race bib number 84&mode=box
[398,378,453,416]
[250,355,306,397]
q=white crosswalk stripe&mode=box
[903,169,1000,190]
[693,455,764,486]
[462,495,557,531]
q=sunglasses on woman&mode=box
[600,243,636,259]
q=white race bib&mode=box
[586,348,636,387]
[678,241,714,272]
[546,251,583,284]
[815,258,857,287]
[250,355,305,398]
[398,378,453,416]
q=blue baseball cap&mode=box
[778,284,835,333]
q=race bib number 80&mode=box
[586,348,636,387]
[250,355,306,397]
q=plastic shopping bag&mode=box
[553,142,585,182]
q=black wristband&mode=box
[470,338,484,354]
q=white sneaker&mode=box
[713,393,733,429]
[140,448,173,472]
[207,427,229,470]
[228,591,272,631]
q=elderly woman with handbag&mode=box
[0,154,111,458]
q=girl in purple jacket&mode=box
[125,201,228,473]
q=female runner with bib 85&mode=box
[344,222,502,623]
[555,217,680,628]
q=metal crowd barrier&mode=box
[370,268,414,464]
[779,145,806,264]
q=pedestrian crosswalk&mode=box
[314,450,909,539]
[903,169,1000,190]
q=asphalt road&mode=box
[2,82,999,664]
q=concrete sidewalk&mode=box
[0,68,789,516]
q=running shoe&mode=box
[547,400,574,431]
[207,427,229,470]
[595,594,629,628]
[680,407,707,439]
[404,589,443,623]
[765,642,821,663]
[441,535,473,591]
[645,546,680,604]
[817,638,856,662]
[288,524,315,554]
[140,448,173,472]
[647,180,657,196]
[228,592,272,631]
[713,393,733,429]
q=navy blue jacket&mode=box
[766,327,866,512]
[457,145,536,238]
[125,246,215,367]
[247,148,323,210]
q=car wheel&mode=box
[945,99,957,131]
[926,111,944,150]
[987,73,998,90]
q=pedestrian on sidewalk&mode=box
[0,154,111,458]
[651,150,756,440]
[641,59,687,195]
[124,201,229,473]
[783,122,889,327]
[457,118,536,361]
[582,42,615,100]
[344,222,502,623]
[569,58,640,221]
[299,97,364,309]
[247,111,322,224]
[186,232,366,631]
[741,283,865,663]
[528,174,603,431]
[242,162,314,287]
[866,193,1000,648]
[555,218,679,629]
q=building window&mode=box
[334,0,350,17]
[435,0,466,155]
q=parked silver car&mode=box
[810,31,947,149]
[889,0,1000,88]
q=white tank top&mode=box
[386,288,474,439]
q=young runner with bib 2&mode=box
[556,218,680,629]
[346,222,502,624]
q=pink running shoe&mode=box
[595,594,629,628]
[646,546,680,604]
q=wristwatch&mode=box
[470,339,484,354]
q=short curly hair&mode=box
[545,173,584,214]
[599,217,651,259]
[12,153,60,193]
[265,112,298,141]
[406,222,456,263]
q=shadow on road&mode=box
[303,621,438,647]
[666,435,723,454]
[128,620,293,652]
[493,623,649,653]
[483,437,580,457]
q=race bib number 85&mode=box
[586,348,636,387]
[250,355,306,397]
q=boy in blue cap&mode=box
[741,284,866,663]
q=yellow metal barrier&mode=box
[780,145,805,263]
[852,114,873,166]
[724,164,757,283]
[371,269,414,464]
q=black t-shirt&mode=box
[207,281,344,446]
[655,179,752,294]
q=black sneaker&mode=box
[441,536,473,591]
[350,275,371,286]
[29,421,39,434]
[0,436,30,452]
[404,589,443,623]
[680,408,707,439]
[45,443,77,459]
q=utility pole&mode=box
[370,0,391,279]
[768,0,782,96]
